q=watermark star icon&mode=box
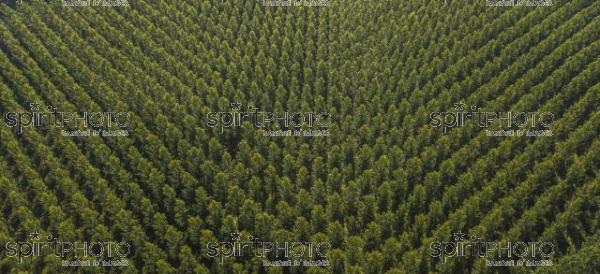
[453,231,466,241]
[453,101,466,111]
[230,102,242,111]
[230,232,242,241]
[29,102,41,111]
[29,231,41,240]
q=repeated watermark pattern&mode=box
[2,231,130,267]
[262,0,330,7]
[429,101,554,136]
[430,231,554,267]
[62,0,130,7]
[207,231,330,267]
[206,102,331,137]
[486,0,553,7]
[4,102,130,137]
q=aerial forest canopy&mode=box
[0,0,598,273]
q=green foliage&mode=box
[0,0,598,273]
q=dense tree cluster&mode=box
[0,0,598,273]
